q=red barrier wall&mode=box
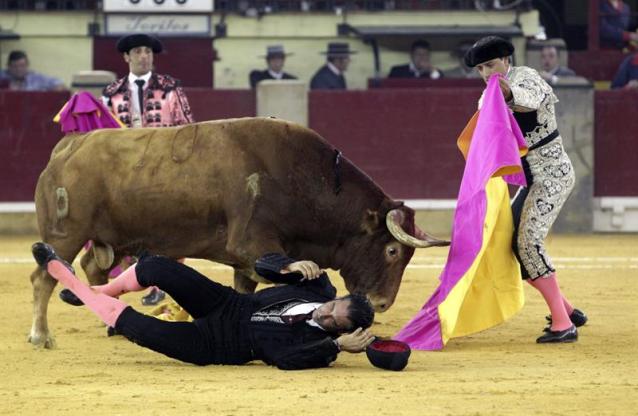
[594,90,638,197]
[0,91,70,201]
[1,89,635,203]
[184,88,256,121]
[309,89,482,199]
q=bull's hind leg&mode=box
[28,240,84,349]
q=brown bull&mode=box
[29,117,447,348]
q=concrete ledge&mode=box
[594,197,638,232]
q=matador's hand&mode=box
[336,328,375,353]
[499,77,513,101]
[281,260,323,280]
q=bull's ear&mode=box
[362,209,380,234]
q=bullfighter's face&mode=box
[312,299,352,332]
[475,57,509,84]
[124,46,154,76]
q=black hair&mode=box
[342,293,375,331]
[411,39,431,53]
[8,50,27,64]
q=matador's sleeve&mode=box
[171,86,194,125]
[508,67,555,112]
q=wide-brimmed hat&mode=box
[463,36,514,68]
[366,338,411,371]
[321,42,357,57]
[117,34,163,54]
[260,45,293,59]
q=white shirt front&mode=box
[327,62,342,76]
[284,302,324,330]
[268,69,284,80]
[127,71,152,116]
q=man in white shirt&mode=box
[249,45,297,88]
[101,33,194,306]
[102,33,193,128]
[310,43,357,90]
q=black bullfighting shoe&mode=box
[32,242,75,274]
[536,325,578,344]
[141,288,166,306]
[545,309,588,327]
[59,288,84,306]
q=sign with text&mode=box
[104,0,213,13]
[106,14,210,36]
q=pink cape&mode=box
[54,91,122,133]
[394,75,528,350]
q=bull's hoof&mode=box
[27,332,57,349]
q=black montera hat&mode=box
[464,36,514,68]
[366,338,411,371]
[117,34,163,54]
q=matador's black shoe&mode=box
[537,325,578,343]
[32,242,75,274]
[546,309,588,328]
[59,288,84,306]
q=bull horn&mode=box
[385,209,450,248]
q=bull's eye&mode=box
[387,247,398,257]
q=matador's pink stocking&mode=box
[47,261,127,327]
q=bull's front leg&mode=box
[28,268,58,348]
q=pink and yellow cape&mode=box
[395,75,528,350]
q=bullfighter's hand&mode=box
[336,328,375,353]
[281,260,323,280]
[498,77,513,101]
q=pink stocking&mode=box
[92,264,145,297]
[528,273,572,331]
[47,261,127,328]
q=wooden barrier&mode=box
[0,91,70,202]
[0,88,635,221]
[309,88,482,199]
[594,90,638,197]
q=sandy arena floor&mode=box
[0,234,636,415]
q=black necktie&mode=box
[134,79,145,114]
[282,311,313,325]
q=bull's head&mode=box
[338,201,449,312]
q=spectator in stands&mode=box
[0,50,65,91]
[444,41,481,79]
[538,45,576,85]
[249,45,297,89]
[600,0,638,49]
[388,39,443,79]
[310,43,356,90]
[611,52,638,89]
[101,33,194,306]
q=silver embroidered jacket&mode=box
[479,65,559,149]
